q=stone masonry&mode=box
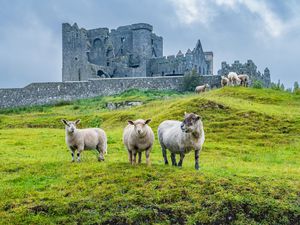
[62,23,214,81]
[0,76,221,109]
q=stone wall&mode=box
[0,76,221,109]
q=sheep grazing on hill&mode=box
[157,112,205,170]
[195,84,210,93]
[61,119,107,162]
[221,76,229,87]
[228,72,241,86]
[123,119,154,165]
[237,74,250,87]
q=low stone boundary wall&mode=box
[0,75,221,108]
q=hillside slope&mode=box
[0,88,299,224]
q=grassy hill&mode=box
[0,87,299,224]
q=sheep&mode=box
[61,119,107,162]
[228,72,241,86]
[237,74,250,87]
[195,84,210,93]
[221,76,229,87]
[158,112,205,170]
[123,119,154,165]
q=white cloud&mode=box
[240,0,284,38]
[168,0,215,26]
[168,0,292,38]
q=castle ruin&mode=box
[218,60,271,87]
[62,23,214,81]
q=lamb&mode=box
[195,84,210,93]
[123,119,154,165]
[61,119,107,162]
[237,74,250,87]
[221,76,229,87]
[228,72,241,86]
[158,112,205,170]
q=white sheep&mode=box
[158,112,205,170]
[221,76,229,87]
[228,72,241,86]
[237,74,250,87]
[123,119,154,165]
[61,119,107,162]
[195,84,210,93]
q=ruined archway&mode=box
[97,70,105,77]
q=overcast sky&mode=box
[0,0,299,88]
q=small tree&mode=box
[294,81,300,95]
[294,81,299,92]
[182,69,201,92]
[280,83,285,91]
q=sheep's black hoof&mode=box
[164,161,169,165]
[98,158,104,162]
[195,165,200,170]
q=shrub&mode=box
[252,80,263,89]
[53,100,71,107]
[182,69,201,92]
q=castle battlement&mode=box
[218,60,271,87]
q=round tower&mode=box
[131,23,153,76]
[131,23,153,59]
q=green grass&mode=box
[0,88,299,224]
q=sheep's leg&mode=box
[138,152,142,164]
[70,147,75,162]
[171,153,177,166]
[145,148,151,166]
[178,152,185,167]
[97,146,104,162]
[132,151,137,165]
[195,149,200,170]
[161,145,168,165]
[77,147,83,162]
[77,152,81,162]
[128,151,133,164]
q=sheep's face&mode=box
[181,113,201,133]
[62,119,80,134]
[128,119,151,137]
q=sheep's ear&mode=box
[75,119,81,125]
[61,119,69,126]
[184,112,187,116]
[128,120,134,125]
[145,119,151,124]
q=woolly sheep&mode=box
[195,84,210,93]
[123,119,154,165]
[158,112,205,170]
[221,76,229,87]
[61,119,107,162]
[237,74,250,87]
[228,72,241,86]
